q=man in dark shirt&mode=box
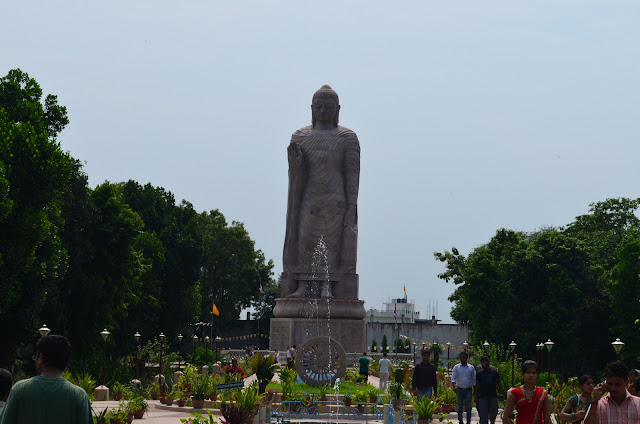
[411,349,437,399]
[474,355,504,424]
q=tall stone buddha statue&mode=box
[282,85,360,299]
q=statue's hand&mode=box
[288,143,303,172]
[344,204,356,228]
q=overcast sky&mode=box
[3,1,639,323]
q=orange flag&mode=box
[212,303,220,316]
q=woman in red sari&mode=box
[503,360,552,424]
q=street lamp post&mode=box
[193,335,198,366]
[100,329,110,388]
[536,342,544,368]
[544,339,554,381]
[463,341,469,352]
[204,336,210,366]
[38,324,51,338]
[509,341,517,387]
[134,332,141,379]
[483,340,490,352]
[612,338,624,361]
[413,342,417,364]
[446,342,452,375]
[177,334,183,371]
[159,333,166,379]
[215,336,221,362]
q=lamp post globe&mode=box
[611,338,624,360]
[38,324,51,338]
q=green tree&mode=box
[0,69,75,364]
[197,210,274,327]
[381,334,388,352]
[120,181,203,343]
[435,224,611,373]
[606,228,640,360]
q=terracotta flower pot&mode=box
[134,409,145,419]
[177,399,186,407]
[164,397,174,405]
[127,413,134,423]
[392,399,405,411]
[192,398,205,409]
[151,393,160,400]
[440,404,453,414]
[113,393,123,401]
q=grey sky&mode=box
[3,1,639,323]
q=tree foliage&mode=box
[0,69,275,366]
[0,69,75,364]
[435,198,640,374]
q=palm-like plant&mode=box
[249,352,278,394]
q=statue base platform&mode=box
[270,317,366,353]
[273,298,366,319]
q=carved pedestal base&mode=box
[269,317,366,353]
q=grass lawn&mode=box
[265,381,380,395]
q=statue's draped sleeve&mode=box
[282,128,308,295]
[341,128,360,206]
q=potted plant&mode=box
[249,352,278,394]
[439,387,456,414]
[106,407,128,424]
[366,385,379,404]
[127,396,149,419]
[164,387,181,406]
[343,392,353,407]
[191,377,209,409]
[207,375,218,401]
[149,381,161,400]
[220,401,252,424]
[413,395,440,424]
[353,390,368,413]
[93,407,109,424]
[112,382,126,401]
[388,382,405,411]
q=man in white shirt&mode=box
[452,351,476,424]
[378,352,391,389]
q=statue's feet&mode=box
[287,285,310,298]
[320,283,334,299]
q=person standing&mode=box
[584,361,640,424]
[452,351,476,424]
[0,369,12,418]
[378,352,391,390]
[411,349,437,399]
[358,352,371,378]
[559,375,594,423]
[503,360,552,424]
[475,355,504,424]
[0,335,92,424]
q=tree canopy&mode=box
[435,198,640,374]
[0,69,275,365]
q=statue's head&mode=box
[311,85,340,128]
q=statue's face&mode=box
[312,97,338,125]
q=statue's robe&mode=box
[283,125,360,293]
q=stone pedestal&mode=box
[270,317,366,353]
[201,365,209,375]
[94,385,109,401]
